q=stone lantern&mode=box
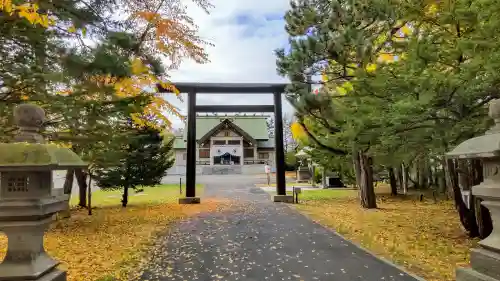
[447,99,500,281]
[295,148,312,183]
[0,104,87,281]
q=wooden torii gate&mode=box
[158,82,292,203]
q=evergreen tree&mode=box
[278,0,499,234]
[93,125,174,207]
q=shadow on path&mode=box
[138,175,420,281]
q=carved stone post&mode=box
[0,104,87,281]
[447,99,500,281]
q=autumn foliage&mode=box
[1,0,212,129]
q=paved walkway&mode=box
[138,175,420,281]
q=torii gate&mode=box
[158,82,292,203]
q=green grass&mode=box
[299,188,358,200]
[265,188,358,201]
[70,184,204,207]
[255,182,314,187]
[262,184,394,201]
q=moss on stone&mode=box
[0,143,86,167]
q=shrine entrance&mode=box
[214,152,240,165]
[158,82,288,203]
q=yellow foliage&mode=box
[131,58,149,75]
[400,25,412,36]
[1,2,53,27]
[4,1,208,129]
[425,3,439,17]
[378,53,396,63]
[295,187,477,281]
[365,63,377,73]
[335,86,347,95]
[321,73,329,82]
[291,122,307,140]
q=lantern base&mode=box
[457,248,500,281]
[457,267,496,281]
[37,269,66,281]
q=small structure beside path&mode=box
[447,99,500,281]
[0,104,87,281]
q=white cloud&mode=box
[163,0,294,129]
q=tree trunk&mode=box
[88,173,93,216]
[402,163,408,195]
[75,169,87,208]
[448,159,479,238]
[389,167,398,196]
[443,158,454,199]
[359,153,377,209]
[396,167,403,187]
[418,159,427,189]
[63,169,74,194]
[353,150,361,189]
[122,157,131,208]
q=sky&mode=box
[162,0,294,129]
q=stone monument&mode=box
[0,104,87,281]
[447,99,500,281]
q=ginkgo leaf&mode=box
[336,86,347,95]
[378,53,395,63]
[342,81,354,92]
[401,25,412,36]
[17,4,37,24]
[2,0,12,14]
[365,63,377,73]
[291,122,306,140]
[425,3,439,16]
[131,58,149,75]
[321,73,328,82]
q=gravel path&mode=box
[137,175,420,281]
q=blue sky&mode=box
[164,0,293,129]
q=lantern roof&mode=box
[446,133,500,159]
[447,99,500,159]
[0,143,87,171]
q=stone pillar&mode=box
[240,137,244,166]
[448,99,500,281]
[254,146,258,163]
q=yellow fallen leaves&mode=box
[295,188,477,281]
[0,199,231,281]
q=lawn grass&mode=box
[0,183,231,281]
[70,184,204,207]
[268,185,476,281]
[255,182,315,187]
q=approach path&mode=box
[138,174,420,281]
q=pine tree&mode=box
[93,125,174,207]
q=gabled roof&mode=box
[182,116,270,140]
[198,119,257,145]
